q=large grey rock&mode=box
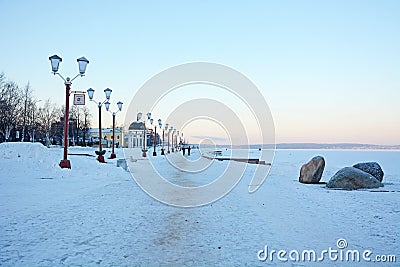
[326,167,383,190]
[353,162,384,182]
[299,156,325,184]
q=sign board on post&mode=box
[74,94,85,105]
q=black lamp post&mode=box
[169,127,173,153]
[49,54,89,169]
[138,112,151,157]
[150,118,155,156]
[162,123,168,155]
[177,130,180,151]
[137,112,144,156]
[105,101,123,159]
[159,119,164,155]
[167,126,172,153]
[87,87,112,163]
[149,118,155,156]
[172,129,178,152]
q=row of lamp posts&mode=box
[49,54,184,168]
[87,87,123,163]
[135,112,184,158]
[49,54,123,168]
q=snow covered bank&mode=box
[0,142,59,167]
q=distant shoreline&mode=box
[274,143,400,150]
[208,143,400,150]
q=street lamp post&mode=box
[181,132,184,146]
[149,118,155,156]
[87,87,112,163]
[177,130,180,151]
[172,129,178,152]
[162,123,168,155]
[105,101,123,159]
[152,119,161,156]
[158,119,164,155]
[176,130,178,151]
[167,126,172,153]
[49,54,89,169]
[138,112,151,157]
[137,112,144,156]
[171,127,175,152]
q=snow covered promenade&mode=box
[0,143,399,266]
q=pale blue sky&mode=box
[1,0,399,145]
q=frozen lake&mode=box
[0,143,399,266]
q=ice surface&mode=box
[0,143,399,266]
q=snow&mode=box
[0,142,399,266]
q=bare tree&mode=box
[69,105,79,145]
[37,99,60,146]
[80,106,92,146]
[20,82,33,141]
[0,77,22,141]
[50,105,65,145]
[0,73,92,146]
[0,73,6,142]
[69,105,92,146]
[29,99,43,142]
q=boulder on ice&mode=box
[326,166,383,190]
[353,162,384,182]
[299,156,325,184]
